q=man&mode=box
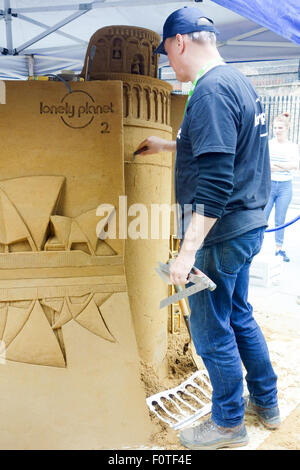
[136,7,280,450]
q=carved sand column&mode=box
[124,76,172,375]
[82,26,173,375]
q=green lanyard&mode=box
[184,59,224,115]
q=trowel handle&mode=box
[174,284,191,339]
[133,145,149,156]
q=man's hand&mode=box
[134,136,176,156]
[169,250,196,285]
[169,212,217,285]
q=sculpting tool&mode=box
[155,261,216,309]
[146,370,212,430]
[132,146,149,161]
[85,45,96,81]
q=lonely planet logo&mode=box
[40,90,114,129]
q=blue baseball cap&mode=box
[155,7,217,55]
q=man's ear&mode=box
[175,33,185,54]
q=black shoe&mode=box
[244,396,281,429]
[275,250,290,262]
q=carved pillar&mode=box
[81,26,173,375]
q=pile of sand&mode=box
[140,328,198,449]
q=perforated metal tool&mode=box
[146,370,212,430]
[155,261,216,309]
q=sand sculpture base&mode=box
[0,294,153,450]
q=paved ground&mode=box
[249,205,300,324]
[243,205,300,450]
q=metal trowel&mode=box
[155,261,216,309]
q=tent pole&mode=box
[15,10,90,54]
[4,0,13,53]
[17,14,88,46]
[26,55,35,78]
[11,0,186,15]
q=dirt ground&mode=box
[140,303,300,451]
[257,404,300,450]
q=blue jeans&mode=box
[264,180,293,246]
[188,227,278,428]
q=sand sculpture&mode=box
[0,25,180,449]
[0,80,153,449]
[82,26,173,376]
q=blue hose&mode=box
[47,74,72,94]
[265,213,300,232]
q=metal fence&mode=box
[260,95,300,144]
[259,95,300,208]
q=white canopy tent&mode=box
[0,0,299,79]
